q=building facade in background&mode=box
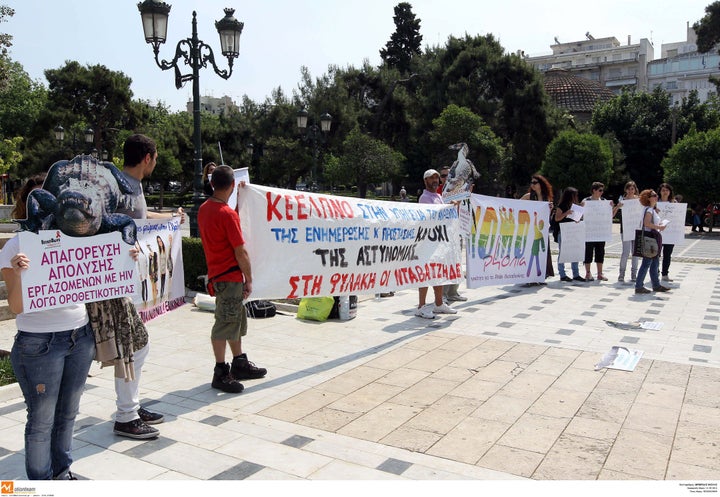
[186,95,238,116]
[527,23,720,106]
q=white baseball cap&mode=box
[423,169,440,180]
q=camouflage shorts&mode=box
[211,281,247,341]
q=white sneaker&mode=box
[662,275,673,282]
[415,304,436,319]
[447,294,468,302]
[433,303,458,314]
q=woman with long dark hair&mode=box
[554,187,583,282]
[521,174,555,281]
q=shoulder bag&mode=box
[632,208,661,258]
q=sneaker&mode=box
[560,276,572,282]
[138,407,164,425]
[661,275,673,282]
[113,418,159,439]
[618,276,625,283]
[212,363,244,393]
[446,294,468,302]
[653,286,671,292]
[433,303,458,314]
[635,287,651,294]
[230,354,267,380]
[572,276,586,282]
[415,304,436,319]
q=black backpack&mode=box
[245,300,277,318]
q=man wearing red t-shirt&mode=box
[198,165,266,393]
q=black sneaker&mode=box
[138,407,164,425]
[231,354,267,380]
[560,276,572,282]
[113,418,159,439]
[635,287,651,294]
[653,286,671,292]
[212,363,244,393]
[572,276,586,282]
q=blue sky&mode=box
[3,0,712,112]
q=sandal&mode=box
[585,274,594,281]
[597,274,608,281]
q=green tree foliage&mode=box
[0,136,22,176]
[662,128,720,204]
[379,2,422,74]
[591,87,673,190]
[18,61,136,175]
[428,104,505,194]
[693,1,720,53]
[0,4,14,90]
[0,60,47,139]
[415,35,553,189]
[326,127,405,198]
[44,61,135,148]
[541,130,613,194]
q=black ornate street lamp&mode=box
[53,124,95,154]
[296,108,331,187]
[137,0,244,236]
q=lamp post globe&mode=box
[138,1,244,237]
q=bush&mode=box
[182,236,208,291]
[0,353,16,387]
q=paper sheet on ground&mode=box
[605,320,664,330]
[594,346,644,371]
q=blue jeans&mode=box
[10,324,95,480]
[635,256,660,290]
[556,231,579,278]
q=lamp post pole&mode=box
[138,1,244,236]
[296,108,332,189]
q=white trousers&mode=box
[114,343,149,423]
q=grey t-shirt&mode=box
[115,170,147,220]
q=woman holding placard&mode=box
[554,187,584,282]
[635,189,670,294]
[658,183,676,282]
[0,177,94,480]
[616,181,640,283]
[521,174,555,281]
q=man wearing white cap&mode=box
[415,169,459,319]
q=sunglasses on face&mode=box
[440,174,448,178]
[530,180,539,185]
[596,188,604,192]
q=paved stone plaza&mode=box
[0,227,718,482]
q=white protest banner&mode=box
[467,194,550,287]
[620,198,643,241]
[558,221,585,263]
[582,200,613,242]
[131,218,185,322]
[567,203,584,222]
[237,185,463,300]
[656,202,687,245]
[228,167,250,212]
[18,230,137,313]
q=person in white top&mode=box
[415,169,458,319]
[0,178,94,480]
[635,189,670,294]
